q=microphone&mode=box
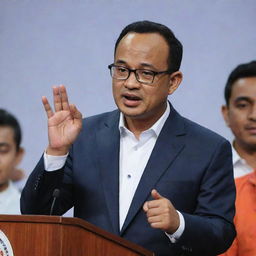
[50,189,60,215]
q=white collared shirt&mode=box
[232,146,254,178]
[0,181,21,214]
[118,104,170,228]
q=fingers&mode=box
[42,96,54,118]
[147,216,162,228]
[53,86,62,112]
[43,85,72,117]
[143,189,164,210]
[146,204,167,217]
[144,195,171,231]
[53,85,70,112]
[143,189,179,233]
[70,104,83,120]
[143,201,149,212]
[144,189,167,213]
[59,85,70,111]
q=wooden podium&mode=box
[0,215,154,256]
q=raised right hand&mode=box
[42,85,82,155]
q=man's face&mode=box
[222,77,256,151]
[112,32,182,125]
[0,126,23,191]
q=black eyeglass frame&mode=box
[108,64,173,84]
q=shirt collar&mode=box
[248,171,256,186]
[0,181,13,199]
[119,102,170,137]
[231,142,250,166]
[232,144,242,165]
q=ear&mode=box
[221,105,230,127]
[14,147,25,166]
[168,71,183,95]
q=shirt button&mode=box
[127,174,132,179]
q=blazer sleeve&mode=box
[174,139,236,255]
[20,151,74,215]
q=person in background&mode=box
[221,60,256,256]
[0,109,24,214]
[222,61,256,178]
[21,20,235,256]
[10,166,26,192]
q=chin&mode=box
[241,139,256,151]
[119,105,143,117]
[246,143,256,151]
[122,111,143,119]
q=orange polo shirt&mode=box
[220,171,256,256]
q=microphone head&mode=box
[50,189,60,215]
[52,188,60,198]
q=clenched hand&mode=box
[143,189,180,234]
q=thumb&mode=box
[151,189,163,200]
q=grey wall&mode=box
[1,0,256,176]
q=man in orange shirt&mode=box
[221,60,256,255]
[222,172,256,256]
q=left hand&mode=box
[143,189,180,234]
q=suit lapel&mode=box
[96,110,121,235]
[121,105,186,234]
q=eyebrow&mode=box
[234,96,253,104]
[115,60,157,70]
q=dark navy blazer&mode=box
[21,104,236,256]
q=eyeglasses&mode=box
[108,64,172,85]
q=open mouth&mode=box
[124,95,141,101]
[122,94,142,107]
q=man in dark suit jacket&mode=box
[21,21,236,256]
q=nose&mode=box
[123,71,141,89]
[248,104,256,121]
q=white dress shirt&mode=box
[0,181,21,214]
[232,146,254,178]
[44,104,184,241]
[118,109,166,227]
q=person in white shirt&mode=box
[0,181,21,214]
[222,61,256,178]
[0,109,24,214]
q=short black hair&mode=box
[224,60,256,105]
[114,20,183,73]
[0,109,22,150]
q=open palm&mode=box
[42,85,82,155]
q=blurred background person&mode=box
[222,60,256,178]
[220,60,256,256]
[0,109,24,214]
[10,166,26,192]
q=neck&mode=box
[125,118,154,139]
[124,103,167,139]
[234,141,256,169]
